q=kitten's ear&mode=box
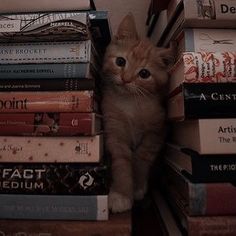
[158,43,176,69]
[115,13,139,40]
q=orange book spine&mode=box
[0,91,95,113]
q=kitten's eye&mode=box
[138,69,151,79]
[116,57,126,67]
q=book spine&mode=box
[0,41,91,64]
[0,0,91,13]
[0,194,108,220]
[0,63,91,79]
[168,83,236,120]
[169,51,236,93]
[0,12,89,42]
[187,154,236,183]
[0,135,103,162]
[0,162,109,195]
[184,28,236,53]
[0,78,95,91]
[0,91,95,113]
[0,112,101,136]
[182,52,236,83]
[172,118,236,154]
[165,183,236,235]
[184,0,236,20]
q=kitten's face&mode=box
[102,14,173,95]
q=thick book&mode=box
[170,118,236,154]
[169,51,236,94]
[0,162,109,195]
[165,185,236,235]
[0,40,92,64]
[0,63,96,79]
[0,0,93,13]
[0,78,96,92]
[165,143,236,183]
[168,83,236,120]
[0,91,96,113]
[175,28,236,58]
[0,194,108,220]
[0,12,89,42]
[0,135,103,162]
[0,212,131,236]
[0,78,96,91]
[160,159,236,215]
[0,112,102,136]
[158,0,236,46]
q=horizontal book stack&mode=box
[0,0,112,225]
[150,0,236,235]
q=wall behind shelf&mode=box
[95,0,150,37]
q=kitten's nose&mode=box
[121,76,132,84]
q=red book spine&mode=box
[0,112,101,136]
[0,91,95,113]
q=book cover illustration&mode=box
[0,162,109,195]
[0,112,102,136]
[0,135,103,162]
[0,12,89,42]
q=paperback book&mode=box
[0,112,102,136]
[170,118,236,154]
[160,160,236,215]
[0,135,103,162]
[0,91,97,113]
[0,194,108,220]
[0,162,109,195]
[165,143,236,182]
[0,78,97,91]
[0,12,89,42]
[168,51,236,94]
[168,83,236,120]
[158,0,236,46]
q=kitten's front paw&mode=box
[134,184,147,201]
[109,191,132,213]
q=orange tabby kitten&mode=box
[101,14,173,213]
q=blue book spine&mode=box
[0,63,90,79]
[0,194,108,220]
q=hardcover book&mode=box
[0,40,93,64]
[168,51,236,94]
[0,112,102,136]
[175,28,236,57]
[158,0,236,46]
[0,0,93,13]
[160,160,236,215]
[170,118,236,154]
[0,135,103,162]
[0,78,97,91]
[0,12,89,42]
[0,194,108,220]
[0,162,109,195]
[165,186,236,236]
[165,143,236,183]
[0,63,96,79]
[168,83,236,120]
[0,91,96,113]
[0,212,131,236]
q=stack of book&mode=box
[0,0,111,223]
[150,0,236,235]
